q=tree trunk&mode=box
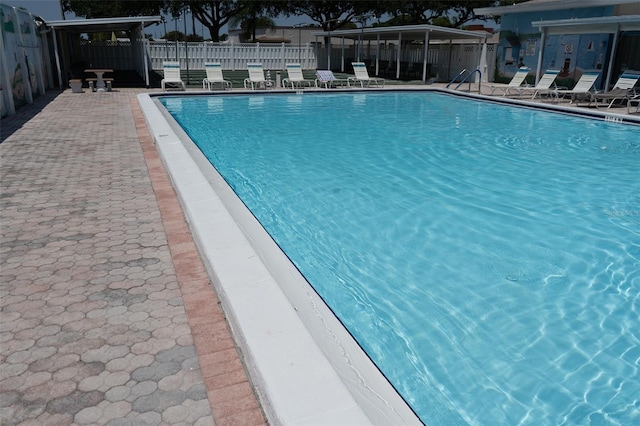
[207,23,222,42]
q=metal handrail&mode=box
[446,68,467,88]
[454,68,482,92]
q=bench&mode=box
[86,77,114,92]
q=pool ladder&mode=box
[447,68,482,93]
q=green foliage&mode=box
[62,0,526,43]
[61,0,164,18]
[186,33,204,42]
[285,1,372,31]
[229,1,278,42]
[163,30,185,41]
[166,1,280,42]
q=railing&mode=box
[446,68,482,92]
[446,69,467,88]
[455,69,482,92]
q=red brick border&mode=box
[131,99,266,426]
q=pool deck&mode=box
[1,86,638,426]
[1,89,265,425]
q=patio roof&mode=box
[530,15,640,90]
[46,16,162,90]
[311,24,490,84]
[46,16,162,33]
[531,14,640,34]
[312,24,490,42]
[474,0,639,16]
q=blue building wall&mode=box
[497,6,615,87]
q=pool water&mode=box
[161,92,640,425]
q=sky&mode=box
[7,0,67,20]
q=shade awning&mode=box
[475,0,639,16]
[312,24,489,42]
[46,16,162,33]
[531,15,640,35]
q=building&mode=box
[474,0,640,89]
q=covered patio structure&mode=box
[532,15,640,91]
[46,16,162,89]
[313,24,491,83]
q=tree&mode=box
[186,33,204,42]
[162,30,186,41]
[61,0,165,18]
[446,1,505,27]
[373,1,444,26]
[229,1,278,42]
[285,1,374,32]
[372,0,529,28]
[165,0,265,42]
[233,16,276,42]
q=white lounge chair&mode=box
[161,61,186,91]
[589,72,639,108]
[487,67,530,96]
[347,62,384,88]
[315,70,348,88]
[244,63,272,90]
[282,64,314,89]
[555,71,600,103]
[517,69,560,100]
[203,62,231,90]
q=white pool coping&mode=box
[137,91,422,425]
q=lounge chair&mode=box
[161,61,186,91]
[554,71,600,103]
[487,67,530,96]
[347,62,385,88]
[589,72,639,108]
[282,63,314,89]
[203,62,231,90]
[517,69,560,100]
[244,63,272,90]
[315,70,348,89]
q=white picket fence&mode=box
[148,40,318,71]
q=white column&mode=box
[52,27,64,90]
[535,27,547,85]
[479,40,488,83]
[340,36,345,72]
[396,32,402,79]
[422,31,430,83]
[375,34,380,75]
[144,35,150,87]
[604,26,620,92]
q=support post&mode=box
[52,27,63,90]
[422,30,430,83]
[604,25,620,92]
[396,32,402,79]
[535,27,547,85]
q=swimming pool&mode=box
[159,92,639,425]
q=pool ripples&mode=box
[162,93,640,425]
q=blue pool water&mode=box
[161,92,639,425]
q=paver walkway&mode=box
[0,89,266,425]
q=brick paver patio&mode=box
[0,89,266,426]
